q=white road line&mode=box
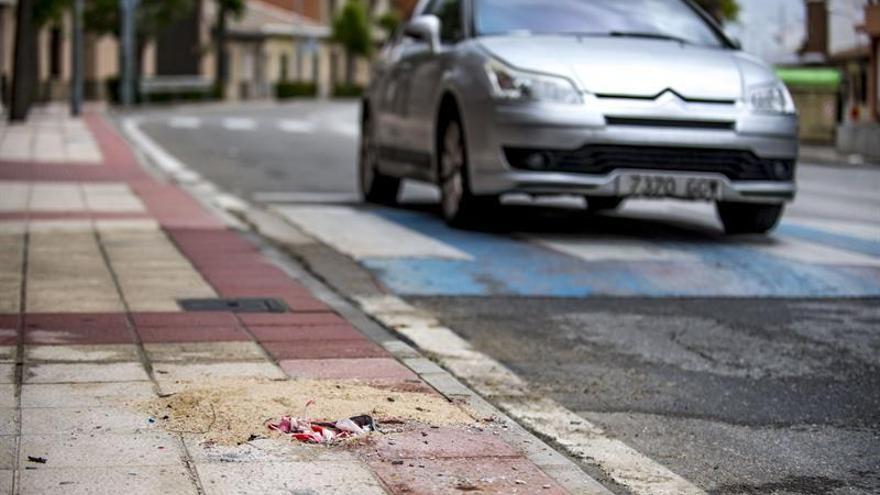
[329,122,359,138]
[530,235,699,262]
[121,118,202,183]
[221,117,257,131]
[752,237,880,267]
[168,116,201,129]
[278,119,317,134]
[273,205,472,260]
[354,294,705,495]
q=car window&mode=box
[473,0,726,48]
[429,0,464,44]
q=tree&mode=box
[332,0,373,86]
[693,0,740,23]
[214,0,246,98]
[377,10,401,38]
[83,0,195,100]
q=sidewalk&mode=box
[0,108,598,494]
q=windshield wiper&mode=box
[607,31,692,45]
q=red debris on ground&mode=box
[267,400,376,444]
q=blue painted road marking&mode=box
[361,208,880,298]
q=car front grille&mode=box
[504,145,795,181]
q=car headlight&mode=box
[484,59,582,105]
[746,83,796,115]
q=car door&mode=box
[389,0,465,181]
[372,32,422,162]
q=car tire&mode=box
[437,112,496,228]
[716,202,784,235]
[359,110,400,205]
[585,196,624,213]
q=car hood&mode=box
[478,36,774,101]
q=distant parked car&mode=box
[360,0,798,234]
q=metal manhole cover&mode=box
[178,298,289,313]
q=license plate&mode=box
[619,174,721,200]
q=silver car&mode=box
[360,0,798,234]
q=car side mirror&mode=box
[404,15,441,53]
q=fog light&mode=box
[524,152,548,170]
[772,161,791,180]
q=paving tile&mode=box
[0,436,15,469]
[0,408,17,435]
[21,381,156,408]
[369,457,567,495]
[144,342,266,362]
[152,361,285,384]
[131,312,238,328]
[21,406,156,435]
[136,326,251,344]
[248,324,364,342]
[19,431,182,467]
[0,346,18,363]
[0,470,10,494]
[184,436,356,464]
[0,329,17,347]
[23,313,129,331]
[196,461,386,495]
[368,427,521,461]
[238,313,346,327]
[18,465,197,495]
[0,385,15,408]
[24,362,149,384]
[0,364,13,384]
[263,339,388,361]
[25,345,139,362]
[279,358,420,382]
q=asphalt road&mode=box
[136,101,880,494]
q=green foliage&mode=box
[332,0,373,58]
[33,0,69,27]
[83,0,196,39]
[377,11,401,36]
[332,83,364,98]
[216,0,246,21]
[275,81,318,99]
[693,0,740,22]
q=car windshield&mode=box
[473,0,727,48]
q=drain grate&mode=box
[178,298,289,313]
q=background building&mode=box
[0,0,398,105]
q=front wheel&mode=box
[359,111,400,205]
[716,202,784,235]
[438,115,496,227]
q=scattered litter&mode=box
[514,479,526,485]
[27,456,47,464]
[136,378,474,446]
[391,460,404,466]
[147,417,156,424]
[267,400,377,444]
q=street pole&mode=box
[9,0,35,121]
[294,0,303,80]
[71,0,84,116]
[120,0,139,106]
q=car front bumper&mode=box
[464,97,799,204]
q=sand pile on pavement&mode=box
[136,378,474,445]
